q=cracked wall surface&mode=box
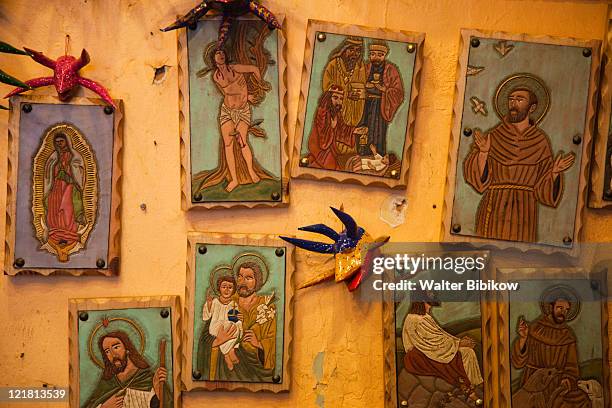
[0,1,609,407]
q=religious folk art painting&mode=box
[68,296,182,408]
[383,266,494,408]
[5,95,122,276]
[590,8,612,208]
[444,30,600,248]
[179,17,288,209]
[183,233,294,392]
[292,21,423,188]
[496,269,610,408]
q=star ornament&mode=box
[281,207,390,292]
[5,47,117,109]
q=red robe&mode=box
[364,61,404,122]
[46,150,81,245]
[307,93,356,170]
[463,119,563,242]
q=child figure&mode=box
[203,275,243,370]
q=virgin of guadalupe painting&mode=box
[69,297,181,408]
[6,95,122,276]
[180,17,288,208]
[32,123,97,262]
[445,30,600,248]
[292,21,424,188]
[183,233,294,392]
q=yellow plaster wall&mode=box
[0,1,610,407]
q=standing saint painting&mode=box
[32,123,97,262]
[463,75,575,242]
[447,32,598,248]
[188,19,283,204]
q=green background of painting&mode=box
[300,32,416,167]
[508,279,603,392]
[192,243,287,382]
[394,269,482,332]
[188,19,281,194]
[78,307,174,407]
[451,39,592,247]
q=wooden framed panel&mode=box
[442,29,600,251]
[5,95,123,276]
[590,6,612,208]
[69,296,182,408]
[496,268,610,408]
[292,20,424,189]
[178,16,289,210]
[382,253,496,407]
[183,232,294,392]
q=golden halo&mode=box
[208,264,234,296]
[232,252,269,288]
[539,284,581,322]
[87,317,146,368]
[494,73,550,125]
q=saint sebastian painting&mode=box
[193,22,276,196]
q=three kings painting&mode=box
[294,23,422,186]
[186,18,285,205]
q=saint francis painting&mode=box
[180,17,288,209]
[292,20,423,188]
[6,95,122,276]
[496,270,610,408]
[444,30,600,248]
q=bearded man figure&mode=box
[307,85,368,170]
[197,258,277,382]
[82,331,172,408]
[463,76,576,242]
[511,288,592,408]
[322,36,367,127]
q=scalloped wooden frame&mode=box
[442,29,600,254]
[4,95,123,276]
[495,267,610,407]
[178,16,289,210]
[590,6,612,208]
[291,20,424,189]
[182,232,294,392]
[382,262,498,407]
[68,296,182,408]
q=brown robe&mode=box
[463,119,563,242]
[404,347,472,389]
[511,314,591,408]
